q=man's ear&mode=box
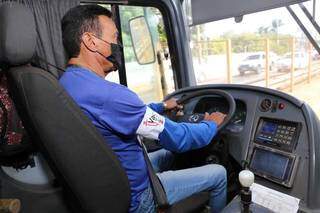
[82,32,97,52]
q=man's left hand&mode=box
[163,98,183,111]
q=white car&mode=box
[276,52,308,72]
[238,52,277,75]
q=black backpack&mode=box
[0,72,34,169]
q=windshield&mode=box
[284,54,291,59]
[187,3,320,117]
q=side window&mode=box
[118,6,175,103]
[87,4,175,103]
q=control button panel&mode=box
[255,118,301,152]
[273,125,295,145]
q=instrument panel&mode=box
[254,118,301,152]
[250,118,301,187]
[193,97,247,133]
[190,96,302,188]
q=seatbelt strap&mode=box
[36,56,65,73]
[138,136,169,211]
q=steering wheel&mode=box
[173,89,236,131]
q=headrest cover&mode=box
[0,2,36,66]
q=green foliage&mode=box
[193,32,292,56]
[230,33,291,54]
[224,33,264,53]
[157,24,167,43]
[119,6,166,62]
[207,41,225,55]
[191,18,292,56]
[119,6,144,62]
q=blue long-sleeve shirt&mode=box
[59,66,217,212]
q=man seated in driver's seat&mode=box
[59,5,227,213]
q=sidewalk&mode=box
[284,76,320,117]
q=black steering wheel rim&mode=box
[176,89,236,131]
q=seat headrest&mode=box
[0,2,36,67]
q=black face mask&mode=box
[106,43,122,71]
[94,35,123,71]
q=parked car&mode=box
[276,52,308,72]
[238,52,277,75]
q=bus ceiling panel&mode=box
[81,0,129,5]
[190,0,309,26]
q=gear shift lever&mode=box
[239,170,254,213]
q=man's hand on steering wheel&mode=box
[169,89,236,131]
[163,98,183,111]
[204,112,226,126]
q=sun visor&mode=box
[190,0,309,26]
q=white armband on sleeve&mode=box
[136,107,165,139]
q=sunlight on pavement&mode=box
[285,76,320,118]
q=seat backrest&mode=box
[0,2,131,212]
[0,72,34,169]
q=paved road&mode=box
[199,64,320,117]
[200,65,320,90]
[289,75,320,117]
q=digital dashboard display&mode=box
[250,148,289,180]
[261,121,277,135]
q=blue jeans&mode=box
[135,149,227,213]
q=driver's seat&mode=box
[0,2,209,212]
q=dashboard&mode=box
[167,84,320,211]
[191,95,301,187]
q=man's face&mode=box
[95,16,119,74]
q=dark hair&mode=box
[61,5,112,58]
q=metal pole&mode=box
[205,38,209,63]
[313,0,317,18]
[299,4,320,36]
[308,42,312,83]
[265,39,270,88]
[157,52,168,97]
[226,39,232,84]
[197,26,202,64]
[290,38,295,92]
[287,6,320,55]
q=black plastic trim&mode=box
[112,5,128,86]
[301,103,320,209]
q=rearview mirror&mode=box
[129,16,155,65]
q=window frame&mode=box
[81,0,196,90]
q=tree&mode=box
[258,26,270,35]
[118,6,167,62]
[270,19,284,34]
[270,19,284,45]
